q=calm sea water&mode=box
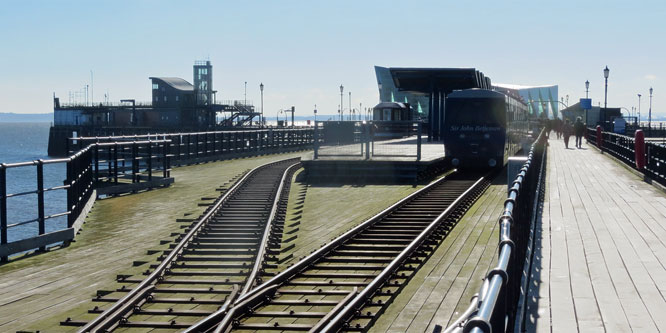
[0,122,67,243]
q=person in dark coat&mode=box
[573,117,585,148]
[563,119,573,149]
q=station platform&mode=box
[524,137,666,331]
[302,136,447,182]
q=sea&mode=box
[0,122,67,243]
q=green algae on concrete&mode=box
[0,152,306,332]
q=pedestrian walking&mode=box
[544,119,552,138]
[563,119,573,149]
[574,117,585,148]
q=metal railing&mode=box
[0,140,171,261]
[586,127,666,187]
[444,129,548,333]
[313,120,423,160]
[68,128,314,166]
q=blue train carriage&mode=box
[443,89,529,169]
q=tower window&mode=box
[152,83,159,90]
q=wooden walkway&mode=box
[524,137,666,332]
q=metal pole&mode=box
[340,85,344,121]
[349,91,352,121]
[604,77,608,109]
[649,87,653,134]
[638,94,642,126]
[260,83,264,128]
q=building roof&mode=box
[149,77,194,91]
[389,68,491,93]
[373,102,409,109]
[493,83,557,90]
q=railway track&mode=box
[193,170,492,333]
[63,158,301,332]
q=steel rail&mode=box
[213,171,492,332]
[233,170,456,307]
[241,161,300,296]
[182,161,301,332]
[208,171,459,333]
[77,158,297,332]
[321,176,486,332]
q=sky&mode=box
[1,0,664,119]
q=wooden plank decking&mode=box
[524,137,666,332]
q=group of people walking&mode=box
[544,117,586,149]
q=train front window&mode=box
[446,99,505,128]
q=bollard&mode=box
[635,129,645,170]
[596,125,602,151]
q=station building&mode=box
[53,60,229,129]
[374,66,560,141]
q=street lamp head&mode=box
[585,80,590,90]
[604,66,610,79]
[340,85,344,93]
[638,93,642,98]
[650,87,653,95]
[260,83,264,91]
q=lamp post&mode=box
[649,87,654,131]
[244,81,247,107]
[259,83,264,128]
[339,85,344,121]
[348,91,352,121]
[603,66,610,109]
[638,94,642,125]
[314,104,317,123]
[359,102,362,121]
[277,109,282,127]
[585,80,590,99]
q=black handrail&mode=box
[586,127,666,187]
[0,140,171,262]
[444,129,548,333]
[68,128,315,165]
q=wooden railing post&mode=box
[132,142,138,183]
[114,143,119,184]
[147,141,153,181]
[1,164,7,262]
[417,122,422,161]
[163,140,168,178]
[66,159,74,228]
[94,144,99,184]
[36,160,45,251]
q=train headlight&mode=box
[459,133,465,139]
[484,133,490,139]
[452,158,460,166]
[488,159,497,167]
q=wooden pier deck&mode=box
[524,137,666,332]
[0,152,306,332]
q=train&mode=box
[443,89,531,169]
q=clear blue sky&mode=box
[1,0,664,118]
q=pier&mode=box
[1,126,666,332]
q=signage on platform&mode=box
[580,98,592,110]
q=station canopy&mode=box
[389,68,491,94]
